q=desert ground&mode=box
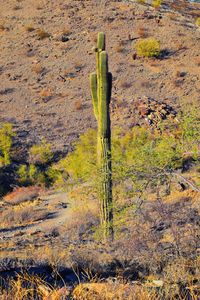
[0,0,200,299]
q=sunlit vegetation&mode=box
[135,38,161,58]
[49,106,200,191]
[0,123,15,167]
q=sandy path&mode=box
[0,192,71,239]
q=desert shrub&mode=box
[16,142,54,187]
[137,27,148,38]
[50,106,199,191]
[17,164,39,185]
[137,0,146,4]
[29,140,53,165]
[17,164,28,183]
[74,99,83,110]
[50,129,97,185]
[1,205,48,227]
[3,186,41,205]
[25,25,35,32]
[36,29,50,39]
[152,0,162,9]
[0,123,15,167]
[135,38,161,57]
[179,104,200,156]
[196,17,200,27]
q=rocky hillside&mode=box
[0,0,199,156]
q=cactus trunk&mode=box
[90,32,113,241]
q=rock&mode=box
[18,130,29,138]
[137,97,177,127]
[61,34,70,42]
[145,280,164,287]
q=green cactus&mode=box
[90,32,113,240]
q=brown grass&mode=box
[13,5,22,10]
[25,25,35,32]
[119,80,132,89]
[137,27,148,38]
[1,204,48,228]
[39,89,53,101]
[0,23,7,32]
[74,100,83,110]
[62,28,71,35]
[115,43,124,53]
[173,78,185,87]
[3,186,41,205]
[36,29,50,40]
[31,63,44,74]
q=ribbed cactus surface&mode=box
[90,32,113,240]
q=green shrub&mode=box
[17,163,46,186]
[137,0,146,4]
[17,164,37,184]
[135,38,160,57]
[152,0,162,8]
[17,165,28,184]
[50,129,97,185]
[0,123,15,167]
[196,18,200,27]
[49,106,199,189]
[29,140,53,165]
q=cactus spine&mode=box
[90,32,113,240]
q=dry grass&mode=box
[31,63,44,74]
[74,100,83,110]
[173,78,185,87]
[62,185,98,241]
[0,23,7,32]
[168,12,177,21]
[39,89,53,101]
[62,28,71,36]
[36,29,50,40]
[13,5,22,10]
[119,80,132,89]
[140,80,153,88]
[0,201,48,228]
[115,43,124,53]
[1,275,199,300]
[0,273,69,300]
[137,27,148,38]
[3,186,41,205]
[25,25,35,32]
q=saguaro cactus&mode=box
[90,32,113,240]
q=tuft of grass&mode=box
[0,23,6,32]
[196,17,200,27]
[152,0,162,9]
[137,27,148,38]
[135,38,160,58]
[25,25,35,32]
[137,0,145,4]
[39,89,53,101]
[31,63,44,74]
[74,100,83,111]
[115,42,124,53]
[3,186,41,205]
[36,29,50,40]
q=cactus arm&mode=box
[97,32,105,51]
[90,73,98,119]
[107,72,112,104]
[99,51,109,137]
